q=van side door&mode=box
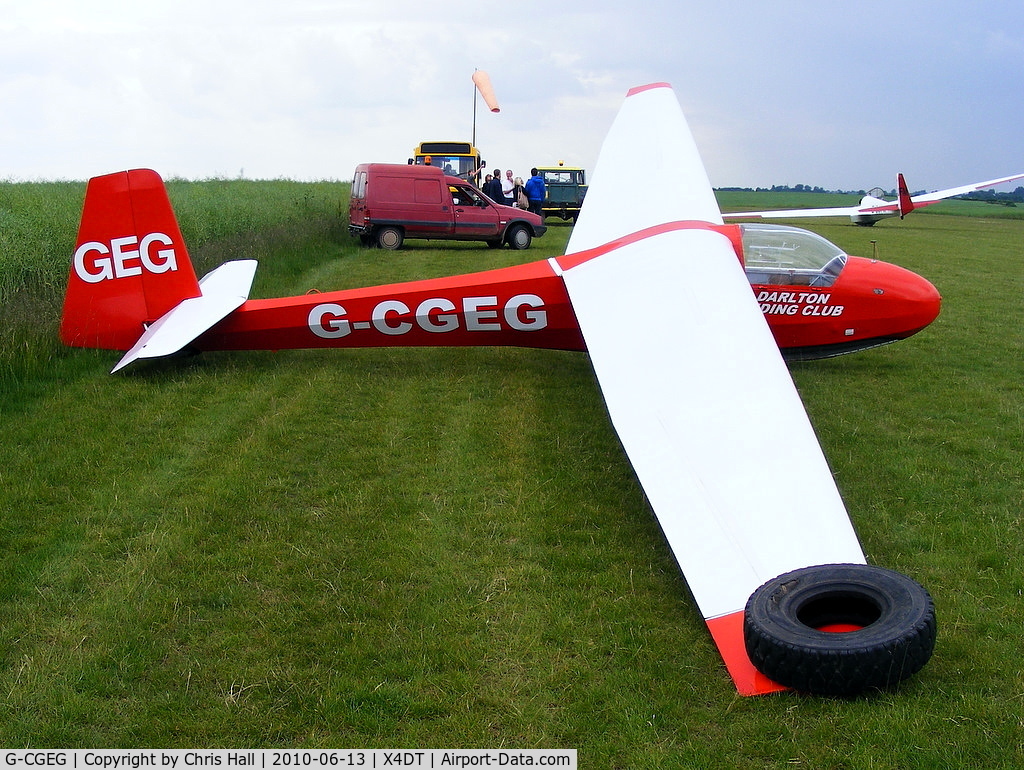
[412,178,455,238]
[450,185,502,239]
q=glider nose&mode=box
[896,266,941,335]
[872,260,942,338]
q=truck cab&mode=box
[349,164,547,250]
[538,165,588,222]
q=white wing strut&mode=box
[112,260,258,373]
[558,84,865,694]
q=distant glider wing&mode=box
[558,84,865,695]
[725,171,1024,220]
[723,202,870,220]
[112,259,257,373]
[908,172,1024,204]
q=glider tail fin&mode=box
[60,169,202,351]
[897,173,915,219]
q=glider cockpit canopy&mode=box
[740,223,848,287]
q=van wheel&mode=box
[375,226,404,250]
[506,224,531,250]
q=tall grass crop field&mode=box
[2,181,1023,765]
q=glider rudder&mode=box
[897,173,915,218]
[60,169,202,351]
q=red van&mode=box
[349,164,547,250]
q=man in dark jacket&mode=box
[483,170,505,203]
[524,168,546,216]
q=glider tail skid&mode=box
[60,169,257,372]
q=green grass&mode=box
[2,186,1024,765]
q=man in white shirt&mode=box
[501,169,516,205]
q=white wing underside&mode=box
[560,84,864,631]
[112,259,258,373]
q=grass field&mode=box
[2,181,1023,765]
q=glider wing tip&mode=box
[626,82,673,97]
[705,611,788,696]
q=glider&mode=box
[60,84,937,696]
[725,171,1024,226]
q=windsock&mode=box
[472,70,500,113]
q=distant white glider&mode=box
[725,172,1024,225]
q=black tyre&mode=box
[375,226,404,250]
[743,563,936,696]
[505,224,532,250]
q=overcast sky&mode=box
[2,0,1022,191]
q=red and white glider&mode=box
[725,171,1024,226]
[61,83,936,696]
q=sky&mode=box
[2,0,1022,192]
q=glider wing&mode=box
[558,84,865,694]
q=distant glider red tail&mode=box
[60,169,201,351]
[897,173,915,219]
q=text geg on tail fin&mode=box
[60,169,201,351]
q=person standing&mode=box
[501,169,515,206]
[524,168,546,216]
[483,170,503,201]
[513,177,528,209]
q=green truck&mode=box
[538,165,587,222]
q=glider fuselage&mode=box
[192,226,939,362]
[60,172,940,365]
